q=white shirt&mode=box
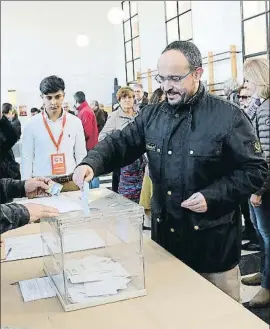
[21,111,87,179]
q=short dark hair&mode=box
[74,91,86,104]
[91,100,99,107]
[162,41,202,68]
[40,75,65,95]
[2,103,13,114]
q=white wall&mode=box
[191,1,244,85]
[120,1,244,92]
[1,1,126,111]
[137,1,167,91]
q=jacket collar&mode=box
[186,81,206,106]
[162,81,206,113]
[77,101,89,112]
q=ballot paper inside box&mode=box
[40,188,146,312]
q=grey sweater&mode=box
[98,108,134,142]
[250,98,270,195]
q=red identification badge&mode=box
[51,153,66,175]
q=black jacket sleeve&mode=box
[0,178,26,204]
[80,111,146,176]
[0,204,30,234]
[0,178,30,234]
[200,109,268,217]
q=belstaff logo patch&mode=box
[253,140,262,154]
[146,143,157,152]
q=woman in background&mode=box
[223,83,259,249]
[241,58,270,308]
[99,87,146,203]
[139,88,165,229]
[149,87,165,104]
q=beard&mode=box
[166,88,191,106]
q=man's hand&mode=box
[73,165,94,190]
[24,204,59,223]
[25,177,53,199]
[250,194,262,208]
[181,192,208,213]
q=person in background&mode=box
[1,103,21,140]
[0,103,21,180]
[240,84,260,251]
[223,83,259,249]
[0,177,59,234]
[139,87,165,229]
[238,85,251,111]
[21,76,87,192]
[133,84,148,113]
[99,103,108,122]
[73,91,98,151]
[223,78,240,105]
[149,87,165,104]
[241,58,270,308]
[73,41,267,302]
[63,102,75,115]
[99,87,146,202]
[90,100,106,134]
[0,113,18,162]
[30,107,41,117]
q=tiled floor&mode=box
[240,275,261,304]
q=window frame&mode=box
[122,1,141,84]
[164,1,193,44]
[240,0,269,60]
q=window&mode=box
[164,1,193,44]
[122,1,141,84]
[241,1,269,59]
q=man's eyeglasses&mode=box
[155,69,196,84]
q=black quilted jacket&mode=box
[249,98,270,195]
[79,83,267,273]
[0,179,30,234]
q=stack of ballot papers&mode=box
[18,256,131,304]
[65,255,131,303]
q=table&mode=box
[1,218,268,329]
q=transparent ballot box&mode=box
[41,188,146,312]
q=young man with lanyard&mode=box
[21,75,87,192]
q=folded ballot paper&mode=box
[65,255,131,303]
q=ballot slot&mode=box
[41,188,146,312]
